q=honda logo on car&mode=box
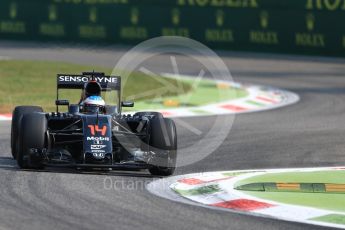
[59,76,117,83]
[87,136,110,141]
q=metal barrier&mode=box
[0,0,344,57]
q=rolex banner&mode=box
[0,0,344,57]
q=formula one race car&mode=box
[11,72,177,176]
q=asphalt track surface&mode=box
[1,41,345,230]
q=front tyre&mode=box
[148,118,177,176]
[11,106,43,159]
[17,113,47,169]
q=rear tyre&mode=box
[11,106,43,159]
[148,118,177,176]
[17,113,47,169]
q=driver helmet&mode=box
[82,96,105,113]
[85,81,101,97]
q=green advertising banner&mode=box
[0,0,344,57]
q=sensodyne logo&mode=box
[59,76,118,83]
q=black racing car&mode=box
[11,72,177,176]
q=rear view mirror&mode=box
[121,101,134,107]
[56,100,70,106]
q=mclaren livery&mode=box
[11,72,177,176]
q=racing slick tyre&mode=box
[148,117,177,176]
[17,113,47,169]
[11,106,43,159]
[134,111,164,120]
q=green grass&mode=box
[311,214,345,225]
[235,171,345,212]
[235,171,345,185]
[0,60,248,113]
[126,78,248,110]
[0,60,191,113]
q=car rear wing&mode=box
[57,73,121,90]
[56,72,122,113]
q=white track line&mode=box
[147,167,345,229]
